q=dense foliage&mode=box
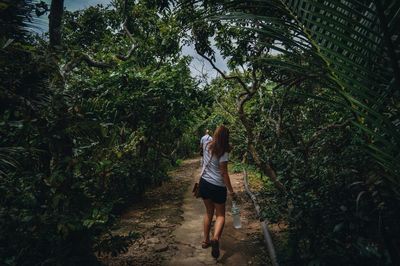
[0,1,204,264]
[177,0,400,265]
[207,77,389,265]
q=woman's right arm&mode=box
[219,162,236,198]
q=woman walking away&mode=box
[198,125,237,259]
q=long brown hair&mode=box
[208,125,231,158]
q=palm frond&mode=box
[0,147,25,177]
[222,0,400,180]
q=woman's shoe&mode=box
[202,240,211,249]
[210,239,220,259]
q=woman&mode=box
[198,125,236,259]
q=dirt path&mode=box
[99,158,269,265]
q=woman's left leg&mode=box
[212,202,226,241]
[210,202,225,258]
[203,198,215,245]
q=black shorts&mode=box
[199,178,227,204]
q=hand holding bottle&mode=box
[231,200,242,229]
[230,191,238,202]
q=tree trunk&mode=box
[49,0,64,48]
[237,93,286,193]
[247,142,286,193]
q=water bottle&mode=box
[231,200,242,229]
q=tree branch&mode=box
[196,49,250,93]
[250,67,259,93]
[62,53,112,78]
[305,119,351,148]
[81,53,111,68]
[215,96,236,119]
[116,19,137,61]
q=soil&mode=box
[99,158,270,265]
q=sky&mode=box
[29,0,228,82]
[28,0,112,34]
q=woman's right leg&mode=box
[203,198,215,244]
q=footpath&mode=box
[99,158,269,265]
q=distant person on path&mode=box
[200,129,212,165]
[198,125,236,259]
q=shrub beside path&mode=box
[100,158,269,265]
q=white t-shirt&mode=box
[201,143,229,187]
[200,134,212,145]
